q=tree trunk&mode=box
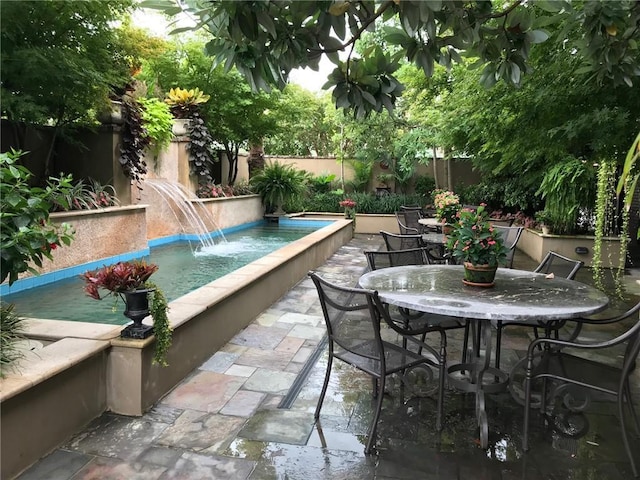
[247,140,265,179]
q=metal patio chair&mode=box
[493,225,524,269]
[395,210,424,235]
[380,230,424,251]
[521,301,640,477]
[380,230,449,265]
[364,247,430,271]
[308,271,446,454]
[493,251,585,369]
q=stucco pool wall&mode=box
[0,218,353,480]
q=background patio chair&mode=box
[364,247,430,270]
[493,251,585,369]
[521,301,640,477]
[494,225,524,268]
[381,230,449,264]
[380,230,423,250]
[489,218,515,227]
[395,210,424,235]
[308,271,445,454]
[400,204,425,215]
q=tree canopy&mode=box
[143,0,640,116]
[1,0,135,127]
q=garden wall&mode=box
[518,228,623,268]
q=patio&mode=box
[16,234,640,480]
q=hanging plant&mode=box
[592,160,616,292]
[120,96,150,189]
[139,98,174,157]
[186,111,216,183]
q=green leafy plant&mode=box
[308,172,336,194]
[0,150,75,286]
[164,87,210,119]
[139,97,173,156]
[250,161,307,213]
[187,111,216,183]
[0,302,25,377]
[50,178,119,212]
[345,157,373,193]
[414,175,436,200]
[446,205,510,267]
[81,260,172,366]
[147,281,171,366]
[537,159,596,235]
[534,211,552,228]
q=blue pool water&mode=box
[4,222,324,324]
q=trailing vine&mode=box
[120,96,150,189]
[147,281,172,366]
[186,111,216,183]
[592,160,616,291]
[616,176,633,299]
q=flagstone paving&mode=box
[17,234,640,479]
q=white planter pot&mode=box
[172,118,190,135]
[97,100,123,125]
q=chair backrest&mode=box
[534,251,584,280]
[380,230,423,251]
[490,218,515,227]
[400,205,424,214]
[308,271,384,362]
[364,247,429,270]
[493,226,524,268]
[395,211,421,235]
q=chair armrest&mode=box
[526,321,639,358]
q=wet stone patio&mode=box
[17,234,640,479]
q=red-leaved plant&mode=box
[81,261,158,300]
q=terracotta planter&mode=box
[462,262,497,287]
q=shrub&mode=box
[414,175,436,199]
[50,178,119,211]
[0,302,25,376]
[1,150,75,285]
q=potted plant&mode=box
[249,161,307,214]
[433,189,461,233]
[534,210,553,235]
[446,204,510,287]
[339,198,357,219]
[139,97,174,156]
[81,260,172,366]
[164,87,211,134]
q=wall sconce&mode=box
[575,246,589,255]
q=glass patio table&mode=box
[358,264,609,448]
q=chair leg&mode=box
[624,381,640,436]
[365,374,386,454]
[314,354,333,420]
[619,386,639,477]
[495,321,503,370]
[523,356,534,451]
[462,322,471,364]
[436,333,447,431]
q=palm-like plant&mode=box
[249,161,307,213]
